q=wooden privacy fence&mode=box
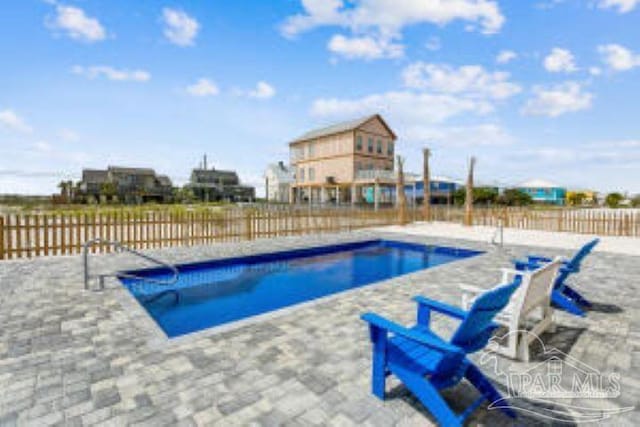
[427,206,640,236]
[1,206,639,260]
[0,206,399,260]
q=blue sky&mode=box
[1,0,639,196]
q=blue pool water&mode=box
[120,240,482,338]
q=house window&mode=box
[368,137,374,153]
[299,168,305,182]
[376,139,382,154]
[307,142,315,157]
[308,167,315,181]
[356,135,363,151]
[387,141,393,156]
[355,161,362,171]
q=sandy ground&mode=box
[376,221,640,256]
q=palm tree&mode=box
[464,157,476,226]
[396,155,408,225]
[422,148,431,221]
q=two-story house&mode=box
[289,114,397,205]
[79,166,173,203]
[264,161,295,203]
[187,164,255,202]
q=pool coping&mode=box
[108,233,493,350]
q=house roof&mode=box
[517,179,562,189]
[290,114,396,144]
[156,175,172,186]
[108,166,156,176]
[265,162,294,180]
[82,169,108,184]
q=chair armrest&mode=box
[512,259,539,271]
[361,313,463,355]
[528,255,552,263]
[412,296,467,319]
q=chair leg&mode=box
[551,290,585,317]
[465,363,517,420]
[370,327,387,400]
[518,333,530,363]
[546,305,556,333]
[392,364,462,427]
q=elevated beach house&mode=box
[79,166,173,204]
[517,179,566,205]
[289,114,397,206]
[187,157,255,202]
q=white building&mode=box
[264,161,295,203]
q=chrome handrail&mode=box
[83,238,179,290]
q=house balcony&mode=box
[355,169,397,183]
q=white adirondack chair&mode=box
[460,257,562,361]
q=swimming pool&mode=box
[120,240,482,338]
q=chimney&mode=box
[278,161,284,169]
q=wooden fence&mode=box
[0,206,638,260]
[0,206,399,260]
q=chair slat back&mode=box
[520,258,562,314]
[451,277,522,353]
[566,238,599,271]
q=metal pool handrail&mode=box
[83,238,179,290]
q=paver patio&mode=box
[0,230,638,426]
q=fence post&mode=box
[0,216,4,260]
[245,209,254,240]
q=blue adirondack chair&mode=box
[361,278,521,426]
[513,238,599,317]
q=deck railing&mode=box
[0,206,638,260]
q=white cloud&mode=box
[405,123,514,147]
[58,128,80,142]
[496,50,517,64]
[0,109,32,133]
[596,0,639,13]
[281,0,504,60]
[162,8,200,46]
[282,0,505,37]
[598,44,640,71]
[186,78,220,97]
[522,82,593,117]
[589,66,603,76]
[543,48,578,73]
[328,34,403,60]
[311,91,492,124]
[248,81,276,99]
[33,141,53,153]
[72,66,151,82]
[401,62,521,100]
[47,4,106,42]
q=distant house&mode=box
[289,114,397,205]
[187,160,255,203]
[517,179,566,205]
[79,166,173,204]
[383,175,462,205]
[264,161,294,203]
[566,189,598,206]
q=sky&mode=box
[0,0,639,196]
